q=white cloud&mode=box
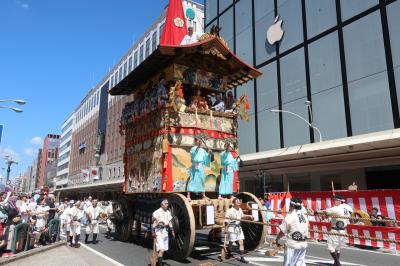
[24,147,38,157]
[30,136,43,146]
[0,146,21,162]
[14,0,29,9]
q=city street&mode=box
[9,224,396,266]
[2,0,400,265]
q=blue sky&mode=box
[0,0,202,181]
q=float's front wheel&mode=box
[236,192,267,251]
[168,193,195,260]
[113,196,133,242]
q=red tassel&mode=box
[245,97,251,110]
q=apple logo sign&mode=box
[267,15,284,45]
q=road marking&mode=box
[305,255,367,266]
[307,241,400,256]
[60,235,125,265]
[246,255,368,266]
[80,243,126,266]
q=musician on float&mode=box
[187,135,212,201]
[218,140,238,200]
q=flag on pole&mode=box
[81,169,89,182]
[160,0,188,46]
[91,167,99,180]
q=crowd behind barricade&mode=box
[0,191,114,258]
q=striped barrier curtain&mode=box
[266,190,400,221]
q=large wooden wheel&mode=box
[113,196,133,242]
[235,192,267,251]
[168,193,195,260]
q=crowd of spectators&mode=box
[0,191,113,258]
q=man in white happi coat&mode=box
[105,201,114,239]
[275,197,309,266]
[315,195,353,266]
[69,200,83,248]
[224,198,254,264]
[62,200,74,241]
[152,199,175,266]
[85,199,103,244]
[58,198,68,235]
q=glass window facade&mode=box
[387,1,400,114]
[235,0,253,64]
[305,0,337,38]
[128,56,132,72]
[145,38,151,58]
[205,0,217,24]
[219,0,233,13]
[344,11,393,134]
[257,62,280,151]
[139,45,144,63]
[152,31,158,52]
[309,32,347,140]
[277,0,303,52]
[134,51,138,68]
[218,7,234,50]
[254,0,276,64]
[205,0,399,154]
[340,0,378,21]
[237,81,256,154]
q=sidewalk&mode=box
[2,244,115,266]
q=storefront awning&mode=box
[240,129,400,175]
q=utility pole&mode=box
[5,157,18,182]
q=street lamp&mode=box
[0,106,23,113]
[0,99,26,105]
[4,157,18,182]
[0,99,26,113]
[270,100,323,142]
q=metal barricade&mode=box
[10,223,30,254]
[47,218,61,241]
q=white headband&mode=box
[161,199,169,204]
[290,201,302,207]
